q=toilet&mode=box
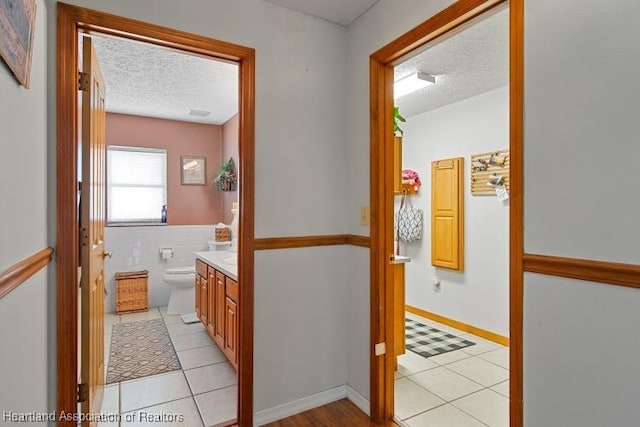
[163,266,196,316]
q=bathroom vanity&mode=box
[194,251,238,370]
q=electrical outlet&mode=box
[360,206,370,226]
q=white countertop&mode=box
[194,250,238,280]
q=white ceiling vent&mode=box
[189,109,212,118]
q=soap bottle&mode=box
[161,205,167,223]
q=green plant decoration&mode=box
[214,157,237,191]
[394,106,406,136]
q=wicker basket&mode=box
[215,227,230,242]
[115,270,149,314]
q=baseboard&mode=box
[253,385,347,426]
[346,385,370,416]
[405,304,509,346]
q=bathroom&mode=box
[94,34,241,426]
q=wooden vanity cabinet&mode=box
[196,257,239,370]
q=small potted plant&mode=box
[394,106,406,136]
[214,157,237,191]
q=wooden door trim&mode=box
[0,248,53,299]
[369,0,523,424]
[254,234,371,250]
[56,4,255,425]
[523,254,640,289]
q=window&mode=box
[107,146,167,224]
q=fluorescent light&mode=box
[394,72,435,99]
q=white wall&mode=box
[401,87,509,336]
[104,225,214,313]
[523,0,640,425]
[345,0,456,402]
[0,0,50,422]
[47,0,350,413]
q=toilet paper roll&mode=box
[161,248,172,260]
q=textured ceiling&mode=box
[395,6,508,118]
[263,0,380,25]
[91,35,238,125]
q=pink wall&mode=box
[106,113,223,225]
[221,113,239,224]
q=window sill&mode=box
[107,222,167,227]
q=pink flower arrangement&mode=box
[402,169,421,192]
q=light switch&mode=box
[360,206,370,226]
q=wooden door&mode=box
[225,297,238,369]
[195,275,201,319]
[199,276,208,324]
[214,271,226,347]
[431,157,464,270]
[80,36,107,423]
[393,264,405,360]
[207,268,216,336]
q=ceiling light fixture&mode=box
[394,72,436,99]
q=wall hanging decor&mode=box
[180,155,207,185]
[0,0,36,88]
[470,149,510,195]
[214,157,237,191]
[395,192,423,243]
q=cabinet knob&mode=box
[102,251,113,259]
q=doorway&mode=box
[56,4,255,426]
[86,32,241,426]
[369,0,523,425]
[392,5,510,425]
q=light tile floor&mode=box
[396,311,509,427]
[101,307,237,426]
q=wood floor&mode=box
[263,399,398,426]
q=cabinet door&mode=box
[431,157,464,271]
[195,275,201,319]
[214,271,226,347]
[199,276,208,324]
[224,296,238,369]
[207,268,216,336]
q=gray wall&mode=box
[47,0,350,414]
[345,0,456,402]
[523,0,640,424]
[0,0,50,423]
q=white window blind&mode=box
[107,146,167,224]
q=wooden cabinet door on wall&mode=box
[214,271,226,347]
[207,268,216,336]
[431,157,464,271]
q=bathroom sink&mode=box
[224,257,238,265]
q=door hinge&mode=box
[78,71,89,91]
[77,383,88,403]
[81,227,89,247]
[374,342,386,356]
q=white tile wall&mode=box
[104,225,215,313]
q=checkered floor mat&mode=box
[405,318,475,359]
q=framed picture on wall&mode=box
[181,155,207,185]
[0,0,37,88]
